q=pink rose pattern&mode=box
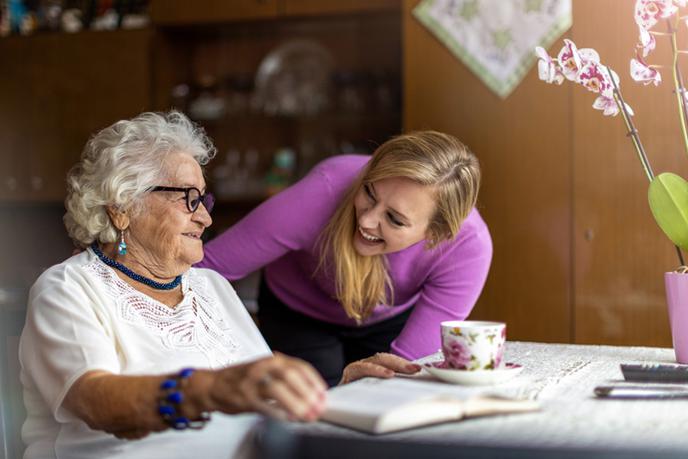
[442,326,506,370]
[442,339,473,369]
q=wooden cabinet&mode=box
[151,0,280,25]
[152,9,402,222]
[150,0,399,25]
[282,0,400,16]
[0,29,153,203]
[403,0,680,347]
[0,7,400,212]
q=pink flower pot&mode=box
[664,272,688,363]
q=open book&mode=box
[321,377,539,434]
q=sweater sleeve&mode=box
[19,264,120,423]
[389,216,493,360]
[197,164,337,280]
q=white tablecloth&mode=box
[289,342,685,451]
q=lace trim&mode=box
[84,254,241,366]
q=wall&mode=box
[403,0,684,346]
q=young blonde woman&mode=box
[198,131,493,386]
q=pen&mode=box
[595,385,688,399]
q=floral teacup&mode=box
[440,320,506,371]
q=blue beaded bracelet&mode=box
[158,368,211,430]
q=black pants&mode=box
[257,278,413,387]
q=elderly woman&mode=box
[18,111,418,459]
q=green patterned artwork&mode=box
[459,0,480,20]
[524,0,545,13]
[414,0,572,98]
[492,29,512,51]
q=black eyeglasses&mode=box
[150,186,215,213]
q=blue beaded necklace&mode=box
[91,243,182,291]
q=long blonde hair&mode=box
[318,131,481,322]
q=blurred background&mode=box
[0,0,685,366]
[4,0,688,455]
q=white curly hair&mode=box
[64,110,217,248]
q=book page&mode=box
[326,377,484,412]
[322,377,509,433]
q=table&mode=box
[253,342,688,458]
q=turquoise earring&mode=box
[117,229,127,256]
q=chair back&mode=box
[0,288,27,459]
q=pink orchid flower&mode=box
[638,27,656,57]
[578,48,601,64]
[535,46,564,85]
[592,95,634,117]
[634,0,678,30]
[557,39,601,83]
[577,61,615,98]
[630,55,662,85]
[557,39,584,81]
[536,39,633,119]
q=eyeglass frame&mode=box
[149,186,215,213]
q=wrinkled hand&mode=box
[211,352,327,422]
[111,429,151,440]
[339,352,421,385]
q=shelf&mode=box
[193,111,401,127]
[150,0,400,26]
[151,0,280,26]
[282,0,400,17]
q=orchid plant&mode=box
[536,0,688,267]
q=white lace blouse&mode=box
[19,248,271,459]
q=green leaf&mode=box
[648,173,688,250]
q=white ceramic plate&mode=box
[423,361,523,386]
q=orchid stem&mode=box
[607,68,654,182]
[668,18,688,159]
[606,68,685,266]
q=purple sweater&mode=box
[198,155,493,359]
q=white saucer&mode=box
[423,361,523,386]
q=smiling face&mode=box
[352,177,436,256]
[124,151,212,279]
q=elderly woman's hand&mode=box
[339,353,421,385]
[62,354,327,440]
[209,352,327,422]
